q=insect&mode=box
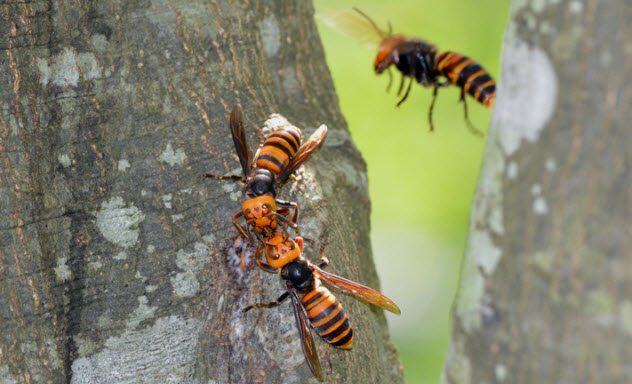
[245,231,401,381]
[207,106,328,268]
[324,8,496,135]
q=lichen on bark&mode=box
[0,1,402,383]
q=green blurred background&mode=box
[314,1,509,383]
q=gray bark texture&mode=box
[0,1,402,383]
[443,1,632,383]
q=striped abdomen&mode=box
[255,127,302,175]
[435,51,496,108]
[301,286,353,350]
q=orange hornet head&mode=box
[374,34,406,74]
[242,195,277,231]
[264,232,303,270]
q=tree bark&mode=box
[0,1,402,383]
[444,1,632,383]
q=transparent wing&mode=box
[313,267,401,315]
[289,288,324,381]
[277,124,328,185]
[316,8,385,50]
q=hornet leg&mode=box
[428,82,452,133]
[232,211,251,241]
[255,259,277,273]
[396,78,413,107]
[396,74,406,96]
[276,199,300,229]
[386,68,394,93]
[232,211,252,270]
[460,88,483,136]
[275,211,300,235]
[204,173,243,181]
[428,85,440,132]
[254,242,277,273]
[243,292,290,312]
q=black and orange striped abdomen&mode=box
[255,127,302,175]
[435,51,496,108]
[302,286,353,350]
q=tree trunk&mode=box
[443,1,632,383]
[0,1,402,383]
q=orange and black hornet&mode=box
[355,8,496,135]
[245,231,401,381]
[207,106,328,268]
